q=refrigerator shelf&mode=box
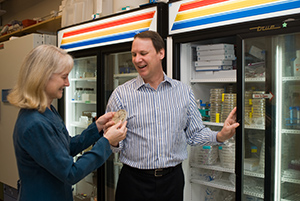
[203,122,265,130]
[244,125,265,130]
[70,77,96,82]
[244,190,264,199]
[282,76,300,82]
[281,193,300,201]
[191,78,236,83]
[114,73,139,79]
[281,129,300,134]
[190,163,234,173]
[203,122,224,127]
[244,170,264,179]
[191,164,265,179]
[190,178,235,192]
[281,177,300,184]
[71,100,96,104]
[245,77,265,82]
[191,179,264,199]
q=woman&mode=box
[7,44,127,201]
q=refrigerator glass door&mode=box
[243,32,300,200]
[65,55,97,201]
[274,33,300,201]
[178,37,237,201]
[242,37,266,200]
[103,51,137,201]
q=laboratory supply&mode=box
[294,50,300,76]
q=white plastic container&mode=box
[62,0,94,27]
[294,50,300,76]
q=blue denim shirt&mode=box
[13,105,111,201]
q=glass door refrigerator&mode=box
[167,0,300,200]
[57,2,168,201]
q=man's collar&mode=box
[135,73,173,90]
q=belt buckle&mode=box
[154,168,163,177]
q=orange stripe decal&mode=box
[63,11,155,38]
[179,0,230,12]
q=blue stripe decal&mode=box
[172,0,300,31]
[60,28,149,50]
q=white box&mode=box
[244,158,259,171]
[195,65,233,71]
[195,60,232,67]
[249,45,265,60]
[196,43,234,51]
[197,54,236,61]
[197,49,235,56]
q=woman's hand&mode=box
[104,121,127,147]
[95,112,115,132]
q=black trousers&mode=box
[115,164,185,201]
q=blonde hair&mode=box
[7,45,73,113]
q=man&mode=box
[106,30,239,201]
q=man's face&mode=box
[131,37,164,82]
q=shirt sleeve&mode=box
[184,87,221,146]
[18,120,112,185]
[69,123,101,156]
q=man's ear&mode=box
[159,48,165,60]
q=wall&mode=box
[2,0,153,26]
[1,0,62,25]
[113,0,148,13]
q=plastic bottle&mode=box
[76,88,83,101]
[200,103,207,121]
[294,50,300,77]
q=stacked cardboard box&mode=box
[195,43,236,71]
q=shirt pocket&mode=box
[169,105,188,132]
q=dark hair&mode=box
[134,30,165,53]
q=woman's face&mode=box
[45,69,70,103]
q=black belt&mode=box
[124,163,182,177]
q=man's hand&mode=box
[217,107,239,142]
